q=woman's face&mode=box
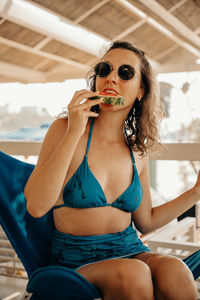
[95,48,143,112]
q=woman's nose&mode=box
[105,69,118,84]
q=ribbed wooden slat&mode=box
[157,45,200,71]
[31,0,100,21]
[124,23,175,57]
[0,240,11,246]
[157,0,182,10]
[0,256,20,262]
[80,1,141,40]
[36,60,58,72]
[172,1,200,31]
[128,0,200,46]
[0,248,15,254]
[0,43,46,68]
[158,0,200,30]
[0,20,45,47]
[42,40,96,63]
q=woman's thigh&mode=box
[134,252,197,300]
[77,257,154,299]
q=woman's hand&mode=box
[67,89,103,137]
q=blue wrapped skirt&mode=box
[50,225,150,271]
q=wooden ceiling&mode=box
[0,0,199,83]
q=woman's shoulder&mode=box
[133,150,149,174]
[52,116,68,128]
[34,117,68,170]
[40,117,68,151]
[47,117,68,136]
[133,150,148,162]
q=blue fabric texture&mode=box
[54,117,143,212]
[183,250,200,280]
[50,225,150,270]
[27,265,102,299]
[0,151,55,277]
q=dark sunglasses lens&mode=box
[95,62,111,77]
[118,65,135,80]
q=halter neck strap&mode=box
[124,126,135,165]
[86,118,95,156]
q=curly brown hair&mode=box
[86,41,163,156]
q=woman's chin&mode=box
[100,103,115,111]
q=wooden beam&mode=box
[0,141,41,156]
[0,17,6,25]
[0,0,107,57]
[0,36,89,70]
[168,0,187,13]
[149,143,200,161]
[153,45,179,61]
[195,27,200,35]
[112,19,146,40]
[0,60,45,82]
[34,36,52,50]
[138,0,200,50]
[115,0,200,58]
[45,63,88,81]
[74,0,110,23]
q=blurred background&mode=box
[0,0,200,298]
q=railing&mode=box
[0,140,200,160]
[0,226,27,279]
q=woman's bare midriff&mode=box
[53,206,132,236]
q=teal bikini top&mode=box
[53,118,143,213]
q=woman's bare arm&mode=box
[25,90,103,218]
[132,156,200,234]
[25,118,81,217]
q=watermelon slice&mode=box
[89,91,124,105]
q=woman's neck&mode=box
[93,111,127,143]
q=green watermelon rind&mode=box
[89,95,124,105]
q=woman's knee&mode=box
[105,259,154,297]
[78,258,154,299]
[152,255,197,299]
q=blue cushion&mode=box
[183,250,200,280]
[0,151,54,275]
[27,266,101,300]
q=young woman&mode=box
[25,41,200,300]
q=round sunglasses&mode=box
[94,61,136,81]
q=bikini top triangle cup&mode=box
[53,118,143,212]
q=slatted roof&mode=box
[0,0,199,83]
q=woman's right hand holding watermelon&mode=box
[67,89,103,138]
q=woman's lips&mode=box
[102,89,119,95]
